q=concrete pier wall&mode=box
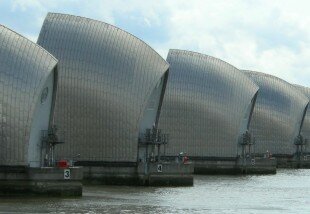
[140,162,194,186]
[237,158,277,174]
[192,158,276,175]
[276,155,310,168]
[81,162,194,186]
[194,160,238,175]
[0,167,83,196]
[83,165,140,185]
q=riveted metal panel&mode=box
[158,50,259,157]
[294,84,310,151]
[37,13,169,162]
[244,71,309,155]
[0,25,57,166]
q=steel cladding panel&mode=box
[244,71,309,155]
[0,25,57,166]
[158,50,259,157]
[37,13,169,162]
[294,85,310,147]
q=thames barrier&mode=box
[0,13,309,196]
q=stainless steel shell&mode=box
[244,71,309,155]
[37,13,169,162]
[0,25,57,166]
[294,84,310,150]
[158,50,259,158]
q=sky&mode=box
[0,0,309,87]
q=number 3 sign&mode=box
[64,169,71,179]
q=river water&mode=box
[0,169,309,213]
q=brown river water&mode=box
[0,169,309,213]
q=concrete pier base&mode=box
[276,155,310,168]
[194,159,238,175]
[237,157,277,174]
[193,157,276,175]
[0,167,83,196]
[82,164,140,185]
[139,162,194,186]
[80,162,194,186]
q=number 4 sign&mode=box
[64,169,71,179]
[157,164,162,173]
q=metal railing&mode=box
[41,125,64,167]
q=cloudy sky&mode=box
[1,0,309,86]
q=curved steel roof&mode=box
[37,13,169,162]
[0,25,57,165]
[244,70,309,155]
[158,49,259,157]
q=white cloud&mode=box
[24,34,38,43]
[154,0,310,86]
[11,0,45,12]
